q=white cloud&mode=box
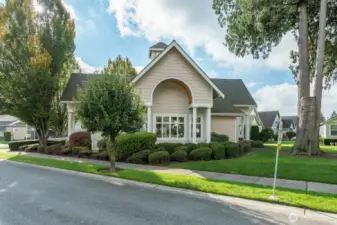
[247,82,257,88]
[75,57,101,73]
[107,0,296,71]
[62,0,79,20]
[254,83,337,118]
[207,71,217,78]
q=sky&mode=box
[2,0,337,118]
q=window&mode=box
[331,125,337,136]
[190,116,202,138]
[155,115,185,138]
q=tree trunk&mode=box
[313,0,328,153]
[293,97,317,155]
[35,119,49,151]
[292,0,311,155]
[109,134,116,172]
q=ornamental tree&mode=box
[0,0,75,148]
[76,68,145,171]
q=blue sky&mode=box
[2,0,336,116]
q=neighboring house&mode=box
[0,115,29,140]
[281,118,295,134]
[61,41,260,149]
[258,111,281,134]
[320,113,337,139]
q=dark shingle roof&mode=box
[211,79,256,106]
[258,111,280,127]
[281,118,294,129]
[0,121,13,126]
[61,73,95,101]
[150,42,168,49]
[212,97,244,114]
[283,116,298,127]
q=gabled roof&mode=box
[211,79,256,106]
[0,121,13,126]
[282,116,298,127]
[258,111,280,128]
[61,73,95,102]
[212,97,245,114]
[150,42,168,49]
[281,118,294,129]
[132,40,225,99]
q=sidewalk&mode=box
[4,150,337,194]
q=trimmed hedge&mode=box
[148,151,170,164]
[151,147,166,153]
[188,147,212,161]
[238,140,251,153]
[72,146,90,156]
[286,131,296,140]
[9,140,39,151]
[24,144,39,152]
[127,150,151,164]
[170,150,187,162]
[91,151,109,160]
[69,131,91,148]
[251,140,264,148]
[45,143,63,155]
[174,145,188,152]
[211,132,229,142]
[250,126,260,141]
[209,142,225,160]
[197,142,209,148]
[116,132,156,161]
[184,143,197,153]
[323,139,337,146]
[260,128,274,142]
[155,143,181,154]
[224,142,240,158]
[4,132,11,142]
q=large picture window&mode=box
[155,115,185,138]
[190,116,202,138]
[331,125,337,136]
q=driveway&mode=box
[0,160,336,225]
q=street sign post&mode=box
[269,119,283,200]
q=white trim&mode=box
[192,108,197,143]
[131,40,225,99]
[149,47,166,51]
[233,104,257,107]
[211,113,245,116]
[150,77,195,105]
[206,108,211,143]
[189,103,213,108]
[145,102,152,107]
[147,106,152,132]
[153,114,187,140]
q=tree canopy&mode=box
[104,55,137,79]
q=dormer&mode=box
[148,42,168,60]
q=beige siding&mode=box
[6,126,26,140]
[135,48,212,105]
[152,81,189,114]
[211,116,237,141]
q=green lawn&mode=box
[0,144,8,149]
[170,144,337,184]
[265,141,337,153]
[0,152,337,213]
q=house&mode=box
[281,118,295,134]
[320,112,337,139]
[0,115,28,140]
[258,111,281,133]
[282,116,298,132]
[61,41,261,149]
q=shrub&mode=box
[238,140,251,153]
[251,140,264,148]
[24,143,39,152]
[197,142,209,148]
[127,150,151,164]
[45,143,63,155]
[184,143,197,153]
[170,150,187,162]
[60,147,71,155]
[211,132,229,142]
[224,142,240,158]
[78,150,92,158]
[188,147,212,161]
[155,143,181,154]
[4,132,11,142]
[91,151,109,160]
[209,142,225,160]
[8,140,39,151]
[286,131,296,140]
[250,126,260,141]
[18,144,30,151]
[116,132,156,161]
[97,137,107,151]
[260,128,274,142]
[151,147,166,153]
[273,134,278,141]
[323,139,337,146]
[69,131,91,148]
[174,145,188,152]
[319,137,325,145]
[148,151,170,164]
[72,146,90,157]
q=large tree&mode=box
[213,0,337,154]
[77,67,145,171]
[0,0,75,148]
[104,55,138,78]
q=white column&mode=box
[245,115,250,140]
[206,107,211,143]
[192,107,197,143]
[147,106,152,132]
[68,112,74,137]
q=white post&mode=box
[147,106,152,132]
[192,107,197,143]
[68,112,73,137]
[206,107,211,143]
[245,115,250,140]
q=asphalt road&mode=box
[0,160,336,225]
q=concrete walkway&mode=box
[3,150,337,194]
